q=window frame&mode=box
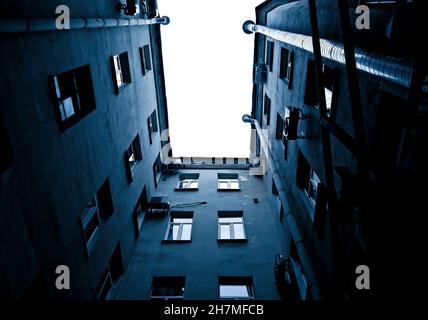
[217,173,240,191]
[279,47,294,89]
[147,109,159,144]
[124,134,143,183]
[49,64,96,132]
[217,211,246,241]
[218,277,255,300]
[150,277,185,300]
[140,45,152,76]
[110,51,131,94]
[163,212,194,242]
[263,94,271,127]
[175,173,199,191]
[265,40,274,72]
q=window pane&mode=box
[172,218,192,223]
[189,181,198,189]
[220,225,231,239]
[63,97,75,119]
[219,285,250,298]
[233,223,245,239]
[181,224,192,240]
[325,88,333,113]
[230,181,240,189]
[171,224,179,240]
[218,181,228,189]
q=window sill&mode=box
[162,240,192,244]
[174,188,199,191]
[217,189,241,192]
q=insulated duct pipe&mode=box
[0,16,170,33]
[242,114,322,300]
[243,20,427,92]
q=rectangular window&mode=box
[297,151,326,221]
[124,134,143,183]
[140,45,152,76]
[94,243,123,300]
[218,211,246,241]
[219,277,254,300]
[111,52,131,94]
[263,94,271,126]
[147,109,159,144]
[0,117,13,173]
[176,173,199,191]
[164,212,193,241]
[153,153,162,188]
[81,179,114,255]
[275,113,284,140]
[305,59,338,116]
[217,173,240,191]
[50,65,95,131]
[265,40,274,72]
[133,186,148,239]
[150,277,185,300]
[279,47,294,89]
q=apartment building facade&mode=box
[245,0,426,299]
[0,0,170,299]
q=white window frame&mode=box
[177,178,199,190]
[217,178,240,190]
[218,216,246,240]
[113,54,124,88]
[219,280,255,300]
[164,216,193,241]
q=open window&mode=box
[50,64,96,131]
[163,211,193,242]
[150,277,185,300]
[111,52,132,94]
[124,134,143,183]
[175,173,199,191]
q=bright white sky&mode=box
[158,0,262,158]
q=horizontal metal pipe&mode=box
[242,114,323,300]
[243,20,427,92]
[0,16,170,33]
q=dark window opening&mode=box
[276,113,284,140]
[263,94,271,126]
[81,178,113,255]
[94,243,123,300]
[150,277,185,300]
[147,109,159,144]
[140,45,152,76]
[111,52,131,94]
[50,64,95,131]
[124,134,143,183]
[0,117,13,173]
[279,47,294,89]
[153,153,162,188]
[265,40,274,72]
[304,59,338,116]
[133,186,148,239]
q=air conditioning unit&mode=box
[283,106,308,141]
[148,196,170,215]
[253,63,267,84]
